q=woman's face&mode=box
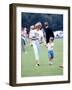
[35,26,40,31]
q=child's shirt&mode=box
[47,42,54,51]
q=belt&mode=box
[32,39,38,40]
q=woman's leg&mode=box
[32,41,40,66]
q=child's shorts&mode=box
[48,50,54,58]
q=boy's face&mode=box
[49,39,53,43]
[49,37,54,43]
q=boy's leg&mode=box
[48,51,54,65]
[51,51,54,64]
[49,58,53,65]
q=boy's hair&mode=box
[49,37,54,42]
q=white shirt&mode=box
[29,29,45,45]
[29,29,37,39]
[29,29,43,39]
[37,30,44,41]
[47,42,54,50]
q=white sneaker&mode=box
[49,62,53,65]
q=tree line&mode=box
[21,12,63,32]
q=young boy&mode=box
[46,37,54,65]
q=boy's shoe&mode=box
[49,62,53,65]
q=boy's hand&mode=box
[44,42,47,47]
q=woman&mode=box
[29,22,46,66]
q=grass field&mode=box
[21,39,63,77]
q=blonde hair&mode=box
[35,22,42,27]
[30,25,34,30]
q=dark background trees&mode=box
[21,12,63,32]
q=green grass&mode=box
[21,39,63,77]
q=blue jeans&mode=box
[48,50,54,58]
